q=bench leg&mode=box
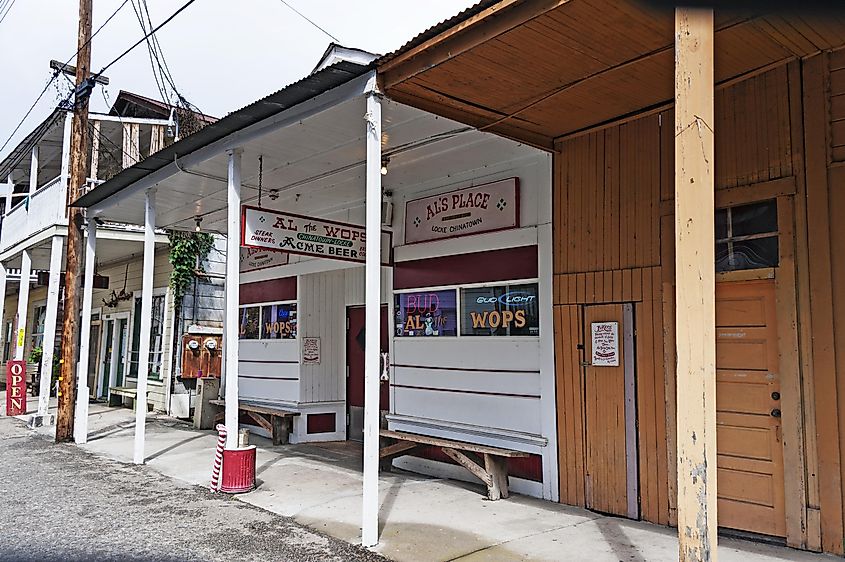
[484,454,509,500]
[272,415,291,445]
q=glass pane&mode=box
[715,208,728,240]
[116,319,128,385]
[394,290,458,337]
[730,236,779,270]
[730,200,777,237]
[460,283,540,336]
[239,307,260,339]
[715,242,731,272]
[149,296,165,379]
[129,297,142,378]
[261,304,297,339]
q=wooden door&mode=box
[716,279,785,537]
[346,306,389,442]
[584,304,632,516]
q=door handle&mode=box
[580,361,591,367]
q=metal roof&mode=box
[374,0,501,67]
[74,60,372,209]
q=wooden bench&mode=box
[210,400,300,445]
[379,429,528,500]
[108,386,150,410]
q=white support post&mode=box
[28,145,38,200]
[74,219,97,443]
[133,189,156,464]
[224,149,242,450]
[14,250,32,361]
[37,236,63,417]
[675,8,717,562]
[361,92,382,548]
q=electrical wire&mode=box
[277,0,340,43]
[94,0,199,79]
[0,0,131,155]
[0,0,17,26]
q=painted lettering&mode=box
[272,217,298,231]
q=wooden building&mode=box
[377,0,845,555]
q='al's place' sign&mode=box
[242,206,391,265]
[404,178,519,244]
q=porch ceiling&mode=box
[84,96,537,234]
[378,0,845,148]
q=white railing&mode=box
[0,175,68,252]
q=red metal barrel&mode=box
[220,445,257,493]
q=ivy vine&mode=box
[167,230,215,303]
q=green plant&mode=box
[28,346,42,364]
[168,230,215,302]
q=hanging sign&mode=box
[5,360,26,416]
[239,246,289,273]
[242,206,391,265]
[404,178,519,244]
[591,322,619,367]
[301,337,321,365]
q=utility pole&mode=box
[56,0,93,442]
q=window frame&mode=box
[393,277,541,340]
[238,299,298,341]
[715,199,779,273]
[127,287,168,382]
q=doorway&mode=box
[583,303,639,519]
[87,316,102,398]
[715,279,785,537]
[98,313,129,399]
[346,305,389,442]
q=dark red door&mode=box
[346,306,389,441]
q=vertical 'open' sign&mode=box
[5,360,26,416]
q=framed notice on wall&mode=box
[591,322,619,367]
[302,337,320,365]
[404,178,519,244]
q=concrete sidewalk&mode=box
[4,396,836,562]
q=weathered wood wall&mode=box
[552,56,845,553]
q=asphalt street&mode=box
[0,417,388,562]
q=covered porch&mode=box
[73,60,556,547]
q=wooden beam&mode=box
[674,8,717,561]
[379,0,567,89]
[442,447,493,487]
[379,441,419,459]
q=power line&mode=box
[95,0,199,79]
[0,0,130,156]
[0,0,17,26]
[277,0,340,43]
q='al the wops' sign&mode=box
[404,178,519,244]
[5,360,26,416]
[242,206,391,265]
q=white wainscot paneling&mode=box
[391,337,542,441]
[238,340,299,405]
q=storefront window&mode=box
[239,306,260,339]
[460,283,540,336]
[129,294,166,380]
[394,290,458,337]
[716,200,778,272]
[31,305,47,350]
[261,303,297,339]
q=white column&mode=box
[37,236,63,416]
[133,189,156,464]
[361,92,382,548]
[28,145,38,200]
[14,250,32,361]
[675,8,717,562]
[60,111,73,207]
[74,219,96,443]
[224,148,242,450]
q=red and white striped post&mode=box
[210,423,227,491]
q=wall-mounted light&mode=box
[195,216,202,232]
[381,156,390,176]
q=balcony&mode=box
[0,175,67,253]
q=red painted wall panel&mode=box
[307,413,337,434]
[393,246,538,290]
[240,277,297,305]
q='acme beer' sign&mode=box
[5,360,26,416]
[242,206,391,265]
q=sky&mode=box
[0,0,479,161]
